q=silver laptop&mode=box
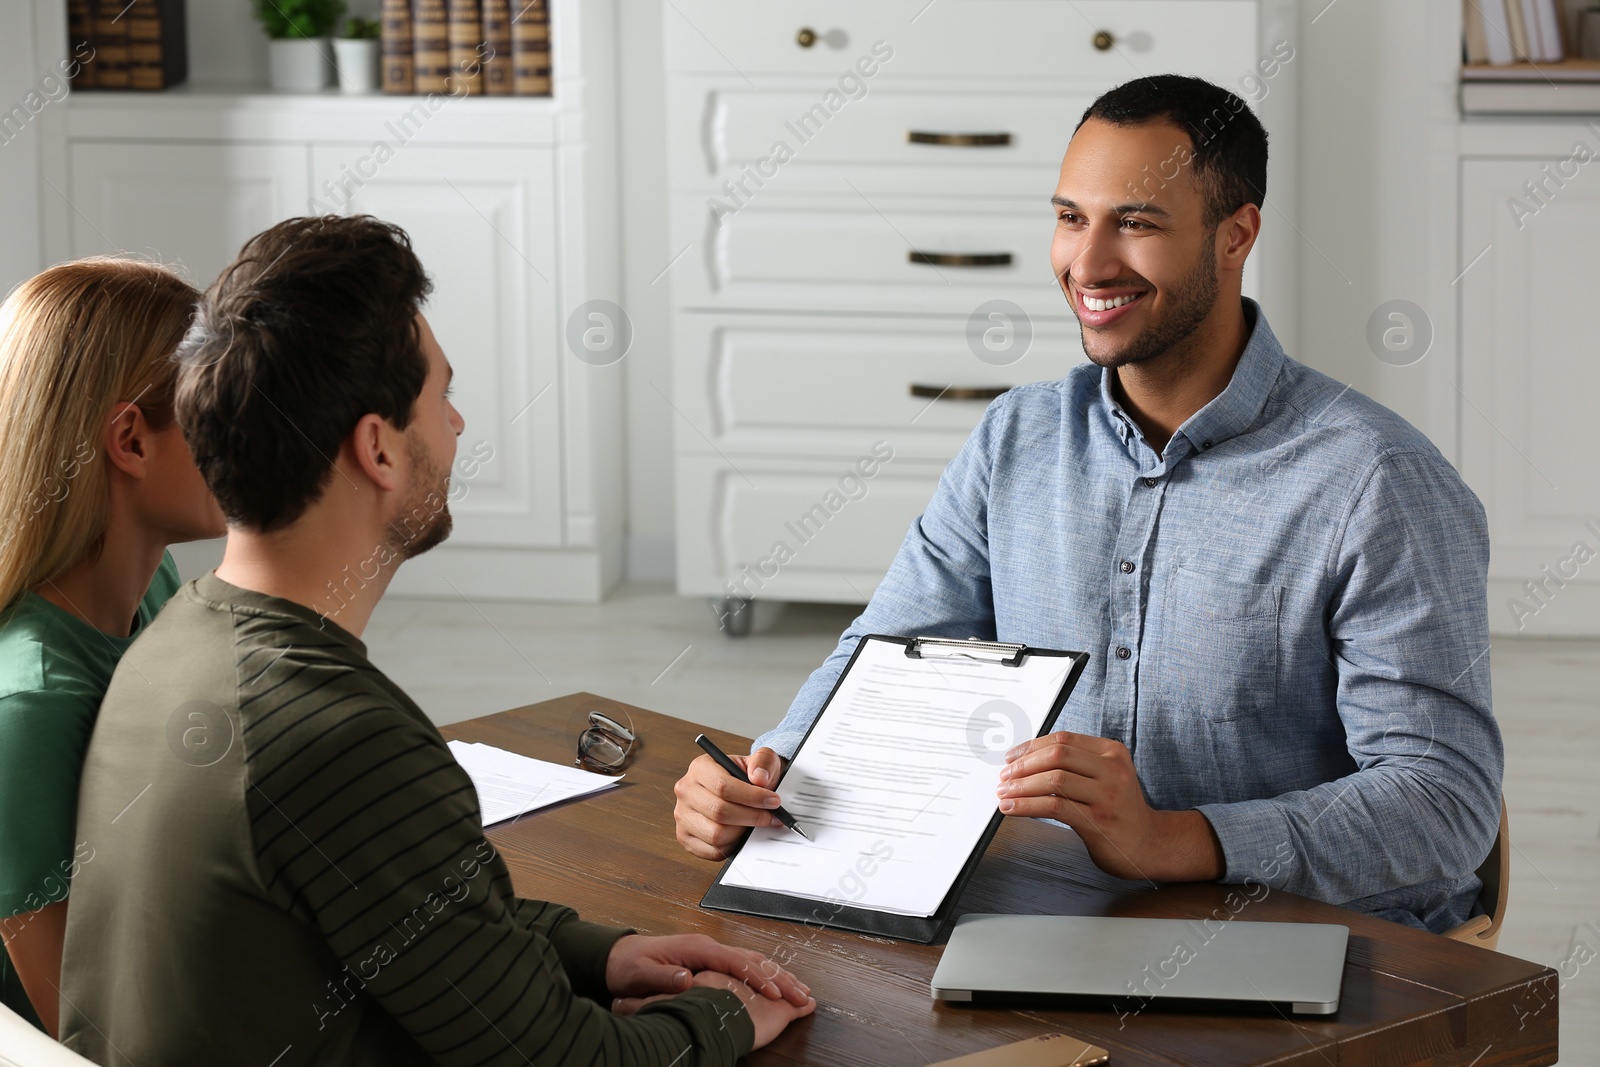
[932,914,1348,1014]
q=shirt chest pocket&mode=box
[1152,567,1281,723]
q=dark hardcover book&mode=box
[510,0,550,95]
[412,0,451,94]
[93,0,132,88]
[127,0,188,90]
[481,0,511,95]
[446,0,483,95]
[381,0,414,93]
[67,0,97,87]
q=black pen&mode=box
[694,734,810,841]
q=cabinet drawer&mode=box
[669,83,1087,194]
[664,1,1256,82]
[671,313,1086,461]
[676,453,946,602]
[673,192,1069,317]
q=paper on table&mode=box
[721,638,1075,917]
[447,740,621,826]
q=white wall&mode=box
[1293,0,1462,456]
[616,0,679,581]
[0,0,46,295]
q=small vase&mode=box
[333,38,381,94]
[268,37,334,92]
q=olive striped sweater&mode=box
[61,574,752,1066]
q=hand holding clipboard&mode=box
[701,635,1089,943]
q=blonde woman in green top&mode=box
[0,258,225,1036]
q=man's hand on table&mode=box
[998,731,1226,883]
[605,933,811,1006]
[607,934,815,1050]
[673,747,787,860]
[613,969,816,1049]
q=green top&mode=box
[0,553,181,1031]
[60,574,754,1066]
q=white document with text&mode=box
[721,637,1077,917]
[447,740,620,826]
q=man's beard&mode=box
[1076,236,1218,370]
[387,433,454,561]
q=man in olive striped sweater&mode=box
[59,216,813,1066]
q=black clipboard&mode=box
[700,634,1090,944]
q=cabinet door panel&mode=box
[67,142,309,283]
[311,145,561,548]
[1460,160,1600,587]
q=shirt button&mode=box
[1116,646,1132,660]
[1202,439,1214,449]
[1119,560,1135,574]
[1143,477,1157,489]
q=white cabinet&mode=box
[664,0,1273,611]
[35,0,625,602]
[1461,144,1600,636]
[671,312,1086,604]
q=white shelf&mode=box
[63,82,565,144]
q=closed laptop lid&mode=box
[932,914,1348,1015]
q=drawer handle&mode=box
[907,130,1013,148]
[908,251,1013,268]
[1093,30,1115,51]
[910,384,1011,401]
[797,27,817,48]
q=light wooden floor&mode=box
[365,585,1600,1061]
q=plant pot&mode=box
[268,38,333,92]
[333,38,380,94]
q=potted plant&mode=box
[254,0,346,91]
[333,17,381,94]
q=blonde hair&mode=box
[0,258,198,612]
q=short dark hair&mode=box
[175,215,433,532]
[1076,74,1268,229]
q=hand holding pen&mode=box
[694,735,809,840]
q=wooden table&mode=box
[441,693,1560,1066]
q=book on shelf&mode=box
[482,0,513,95]
[512,0,552,95]
[413,0,452,94]
[67,0,96,87]
[447,0,484,95]
[127,0,187,90]
[1464,0,1490,65]
[68,0,186,91]
[1464,0,1571,67]
[92,0,131,88]
[1506,0,1532,61]
[356,0,551,97]
[1533,0,1566,59]
[1479,0,1516,64]
[381,0,414,94]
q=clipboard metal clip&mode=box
[905,636,1028,667]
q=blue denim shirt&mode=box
[756,300,1501,933]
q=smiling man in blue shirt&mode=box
[672,74,1501,934]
